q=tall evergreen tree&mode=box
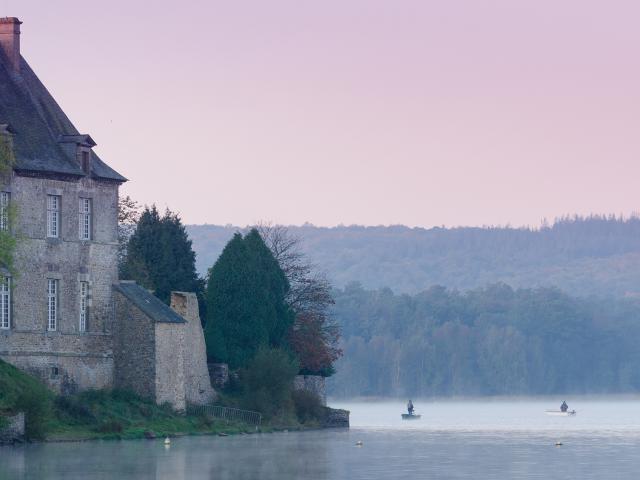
[243,229,293,347]
[121,206,202,305]
[204,229,294,368]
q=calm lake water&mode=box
[3,399,640,479]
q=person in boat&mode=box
[560,401,568,412]
[407,400,415,415]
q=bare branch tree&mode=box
[117,195,142,273]
[257,223,342,375]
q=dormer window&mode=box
[57,134,96,176]
[81,151,90,174]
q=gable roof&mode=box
[114,281,186,324]
[0,50,126,182]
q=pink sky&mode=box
[6,0,640,227]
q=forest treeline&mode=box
[327,283,640,398]
[187,215,640,297]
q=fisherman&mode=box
[560,401,568,412]
[407,399,414,415]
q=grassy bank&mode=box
[1,359,324,442]
[0,359,52,439]
[47,389,262,441]
[46,388,321,441]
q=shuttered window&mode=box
[47,279,58,331]
[0,276,9,329]
[0,192,9,231]
[79,281,88,332]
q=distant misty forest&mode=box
[328,283,640,397]
[187,216,640,298]
[187,216,640,397]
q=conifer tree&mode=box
[204,229,294,368]
[243,229,294,347]
[121,206,202,305]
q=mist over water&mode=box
[334,398,640,434]
[3,398,640,479]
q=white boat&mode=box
[401,413,422,420]
[545,410,576,416]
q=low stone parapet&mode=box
[322,407,349,428]
[0,412,25,444]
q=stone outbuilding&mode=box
[113,283,216,411]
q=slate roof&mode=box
[114,282,186,324]
[0,49,126,182]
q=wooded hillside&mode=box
[188,215,640,298]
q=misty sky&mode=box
[5,0,639,227]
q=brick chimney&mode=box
[0,17,21,73]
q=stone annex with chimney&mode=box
[0,17,215,411]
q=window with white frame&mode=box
[79,198,92,241]
[79,281,88,332]
[0,192,9,231]
[47,195,60,238]
[47,279,58,331]
[0,276,10,329]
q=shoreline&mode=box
[2,423,340,446]
[1,406,349,445]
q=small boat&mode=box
[401,413,422,420]
[545,410,576,417]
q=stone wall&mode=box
[0,347,113,395]
[322,408,350,428]
[169,292,216,405]
[9,175,119,334]
[294,375,327,406]
[112,289,155,399]
[0,412,25,444]
[154,322,186,411]
[1,174,119,392]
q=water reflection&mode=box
[0,432,332,480]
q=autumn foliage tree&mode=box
[288,311,341,376]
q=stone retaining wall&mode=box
[0,412,25,444]
[170,292,216,405]
[323,407,349,428]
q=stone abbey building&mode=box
[0,18,214,410]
